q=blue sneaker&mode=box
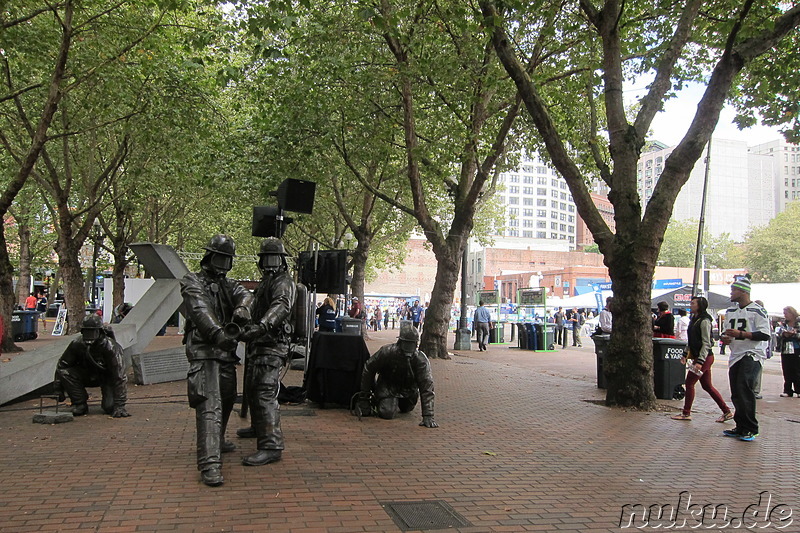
[738,432,758,442]
[722,429,741,438]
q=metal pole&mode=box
[691,140,712,297]
[454,240,471,350]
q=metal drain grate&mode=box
[381,500,472,531]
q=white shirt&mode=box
[675,315,690,341]
[599,309,612,333]
[724,302,770,366]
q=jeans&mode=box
[781,352,800,395]
[729,356,761,434]
[682,354,730,416]
[475,322,490,348]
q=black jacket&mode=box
[361,343,435,417]
[247,269,296,357]
[181,270,253,362]
[56,334,127,408]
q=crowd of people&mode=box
[314,297,429,332]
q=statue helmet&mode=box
[204,234,236,256]
[81,314,104,342]
[258,237,288,256]
[398,323,420,344]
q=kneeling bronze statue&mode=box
[357,323,438,428]
[54,315,130,418]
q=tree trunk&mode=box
[0,225,22,352]
[349,236,370,302]
[420,242,461,359]
[16,222,32,306]
[58,246,86,335]
[111,238,129,310]
[604,250,658,408]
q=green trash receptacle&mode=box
[652,338,687,400]
[591,334,610,388]
[489,322,504,344]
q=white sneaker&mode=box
[780,393,792,397]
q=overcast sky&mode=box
[629,81,785,147]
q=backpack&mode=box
[579,313,585,326]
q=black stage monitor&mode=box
[277,179,316,214]
[298,249,348,294]
[252,206,293,238]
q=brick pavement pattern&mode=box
[1,329,798,532]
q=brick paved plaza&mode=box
[1,328,797,532]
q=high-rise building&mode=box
[494,154,577,250]
[636,138,775,241]
[749,138,800,215]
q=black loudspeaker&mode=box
[298,250,348,294]
[252,206,294,238]
[277,179,316,214]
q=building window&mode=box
[537,188,547,196]
[524,198,534,206]
[509,219,518,227]
[523,187,533,195]
[509,208,518,216]
[551,232,558,239]
[560,213,566,221]
[522,165,534,173]
[568,205,575,212]
[551,222,558,230]
[559,224,566,231]
[537,176,547,185]
[560,182,567,190]
[537,166,548,174]
[508,229,519,237]
[538,199,547,207]
[523,209,534,216]
[524,176,534,184]
[560,202,566,211]
[552,190,559,198]
[509,174,519,183]
[537,209,547,217]
[560,192,568,200]
[523,230,533,238]
[537,221,546,228]
[551,211,558,219]
[523,219,534,228]
[509,197,519,204]
[509,186,519,194]
[551,179,559,188]
[568,225,574,233]
[568,215,574,223]
[550,200,557,208]
[569,236,575,243]
[537,231,546,238]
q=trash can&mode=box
[524,323,536,350]
[489,322,504,344]
[516,323,528,350]
[591,334,610,388]
[542,323,556,350]
[11,310,39,341]
[652,338,687,400]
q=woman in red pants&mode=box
[671,296,733,422]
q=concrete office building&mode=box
[637,138,775,241]
[750,138,800,215]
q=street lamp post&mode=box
[91,218,102,310]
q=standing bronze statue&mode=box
[357,323,438,428]
[181,234,253,487]
[54,314,130,417]
[237,237,297,466]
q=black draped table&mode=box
[305,332,370,407]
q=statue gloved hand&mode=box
[239,324,266,343]
[355,392,372,416]
[214,330,239,352]
[53,379,66,403]
[232,306,251,326]
[419,415,439,428]
[111,406,131,418]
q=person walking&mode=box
[778,306,800,397]
[598,298,613,334]
[721,274,770,442]
[36,292,48,328]
[473,300,491,351]
[675,309,689,341]
[553,307,564,346]
[570,307,583,347]
[671,297,732,422]
[653,301,675,338]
